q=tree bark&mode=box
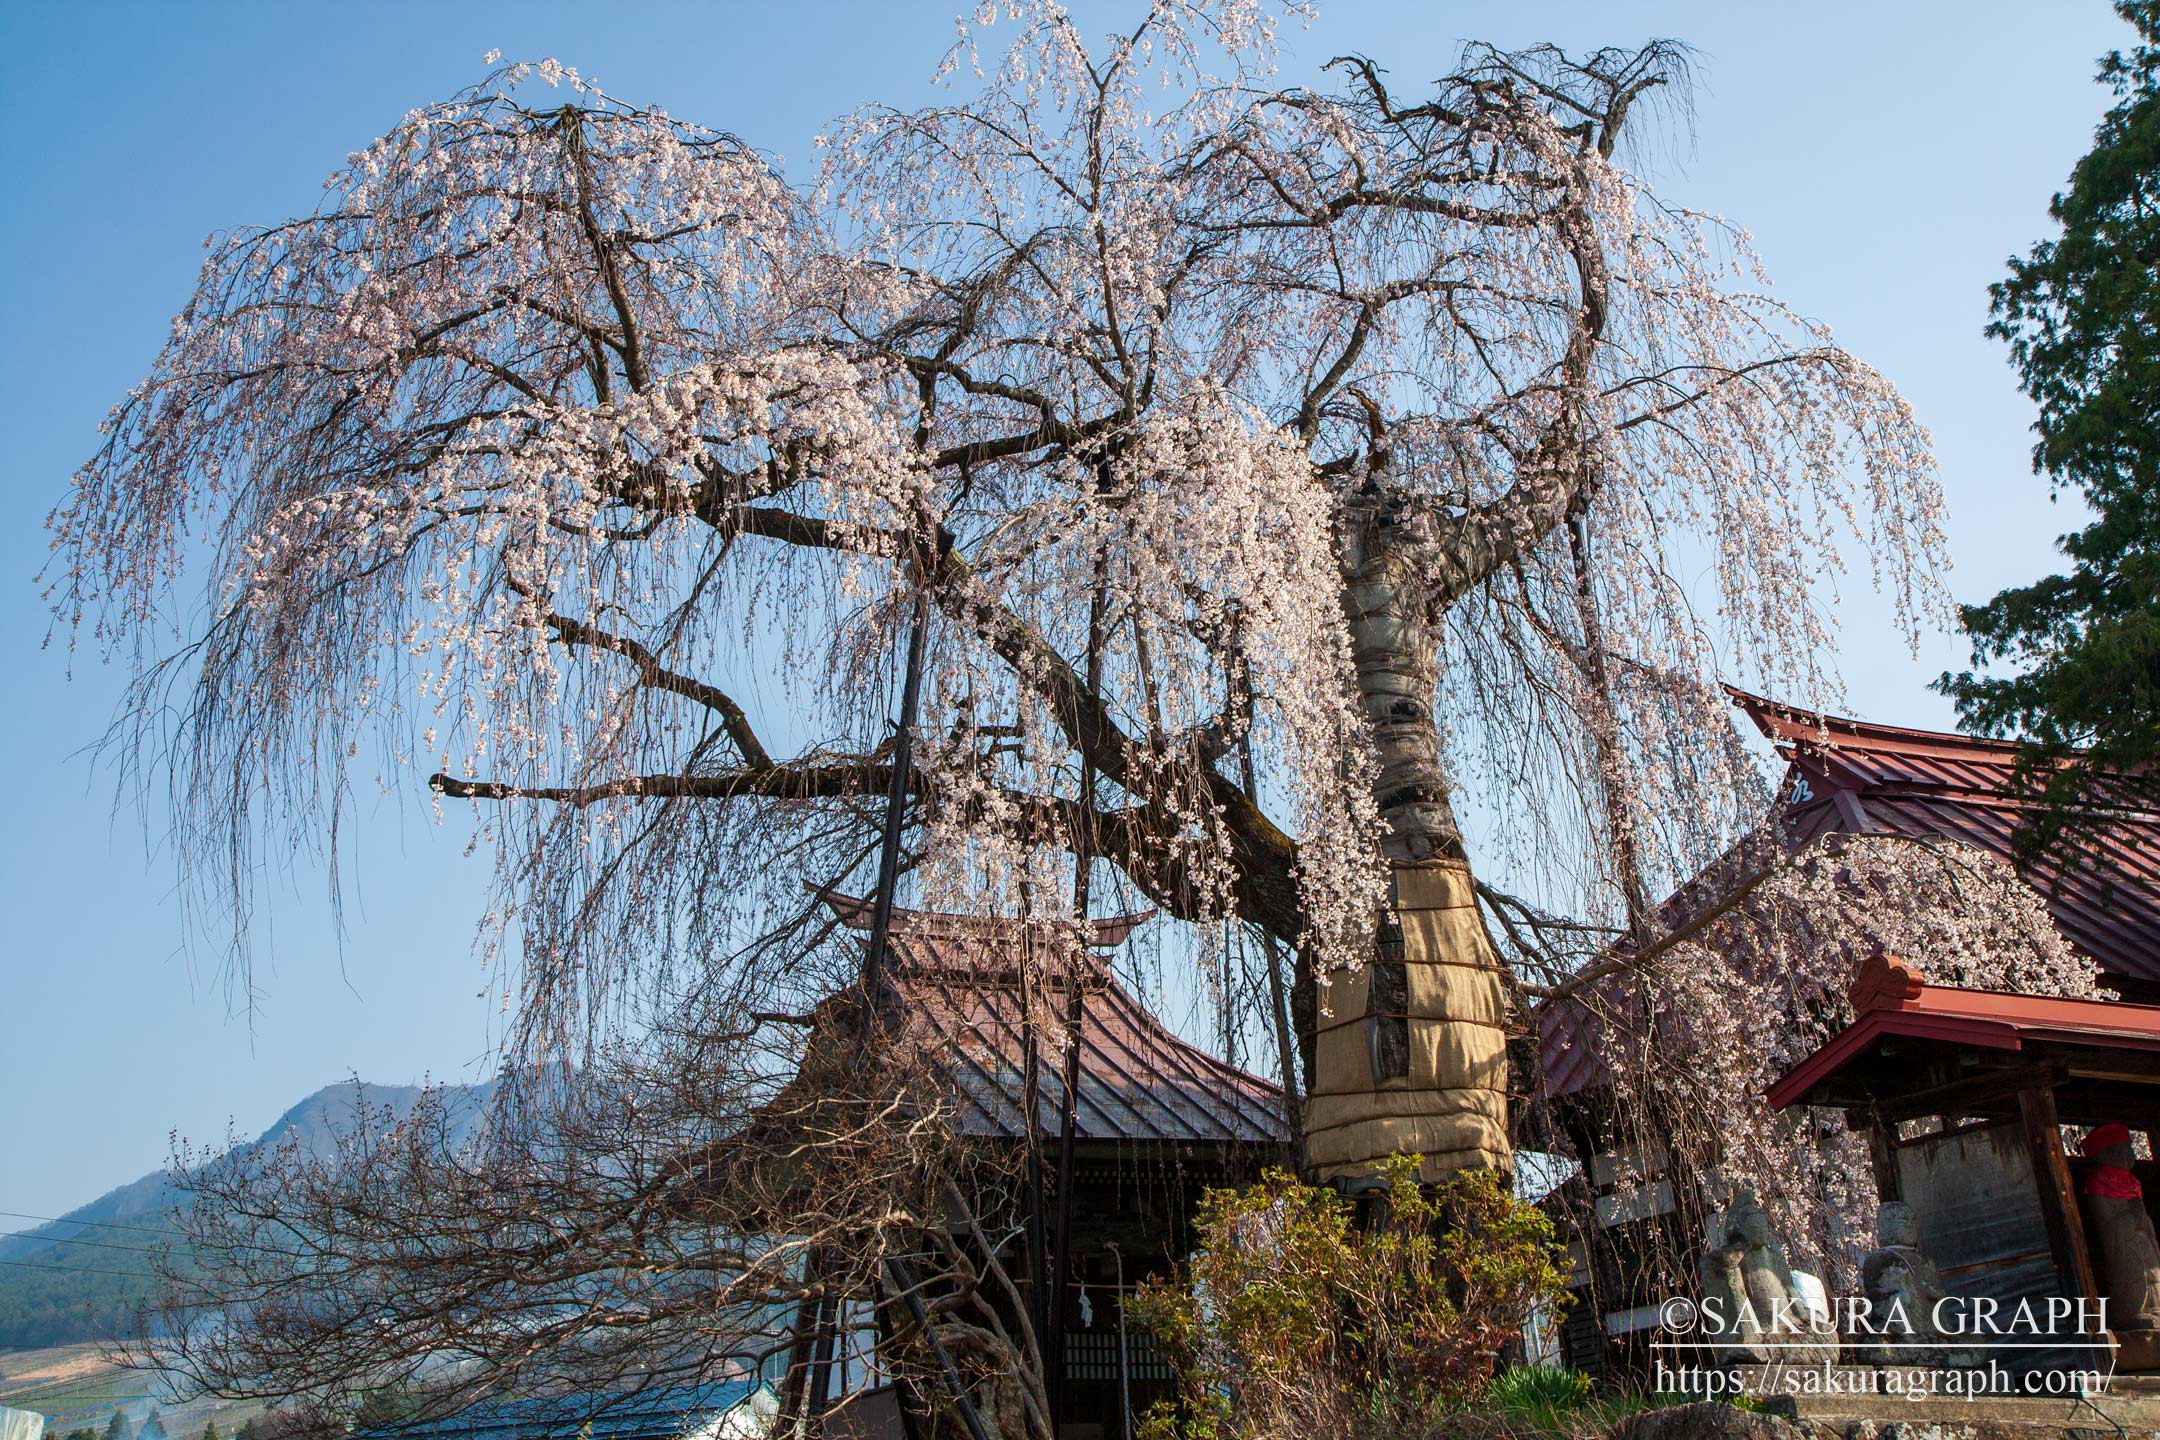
[1300,504,1513,1182]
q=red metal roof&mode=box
[1766,953,2160,1109]
[1536,691,2160,1106]
[1730,687,2160,988]
[1536,987,1611,1103]
[821,895,1290,1148]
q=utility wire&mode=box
[0,1256,151,1280]
[0,1230,160,1256]
[0,1209,169,1236]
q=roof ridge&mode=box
[1726,684,2039,761]
[818,888,1152,948]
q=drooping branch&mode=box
[52,28,1963,1396]
[519,596,774,769]
[700,492,1309,939]
[430,760,898,809]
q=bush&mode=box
[1129,1156,1573,1439]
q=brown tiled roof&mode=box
[821,894,1291,1148]
[1536,689,2160,1104]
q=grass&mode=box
[1486,1364,1596,1430]
[1482,1365,1740,1436]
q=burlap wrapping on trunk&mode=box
[1304,859,1511,1181]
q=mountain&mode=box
[0,1078,493,1349]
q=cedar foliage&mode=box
[1946,1,2160,851]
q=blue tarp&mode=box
[360,1382,756,1440]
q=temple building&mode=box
[1536,689,2160,1379]
[771,892,1292,1439]
[765,690,2160,1416]
[1770,952,2160,1378]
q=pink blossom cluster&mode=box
[47,4,1960,1139]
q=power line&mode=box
[0,1256,153,1281]
[0,1230,159,1257]
[0,1254,227,1329]
[0,1209,170,1237]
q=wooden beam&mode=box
[2019,1085,2101,1309]
[2050,1077,2160,1126]
[2038,1039,2160,1082]
[1827,1062,2056,1126]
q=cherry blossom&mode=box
[50,7,1954,1181]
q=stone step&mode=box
[1620,1395,2160,1440]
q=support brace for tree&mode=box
[884,1257,995,1440]
[860,585,932,1030]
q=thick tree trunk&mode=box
[1300,510,1513,1182]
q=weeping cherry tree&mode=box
[50,3,1968,1424]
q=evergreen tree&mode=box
[103,1411,132,1440]
[352,1388,419,1432]
[1945,1,2160,850]
[201,1421,221,1440]
[138,1411,168,1440]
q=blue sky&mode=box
[0,1,2133,1221]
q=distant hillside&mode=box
[0,1079,491,1350]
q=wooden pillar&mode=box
[2020,1085,2101,1307]
[1864,1114,1902,1203]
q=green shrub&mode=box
[1486,1363,1594,1425]
[1129,1156,1573,1439]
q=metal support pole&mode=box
[1046,565,1106,1425]
[860,586,931,1030]
[1018,910,1052,1389]
[884,1257,995,1440]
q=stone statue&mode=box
[1696,1196,1839,1367]
[1853,1200,1978,1367]
[2081,1122,2160,1369]
[1698,1242,1766,1362]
